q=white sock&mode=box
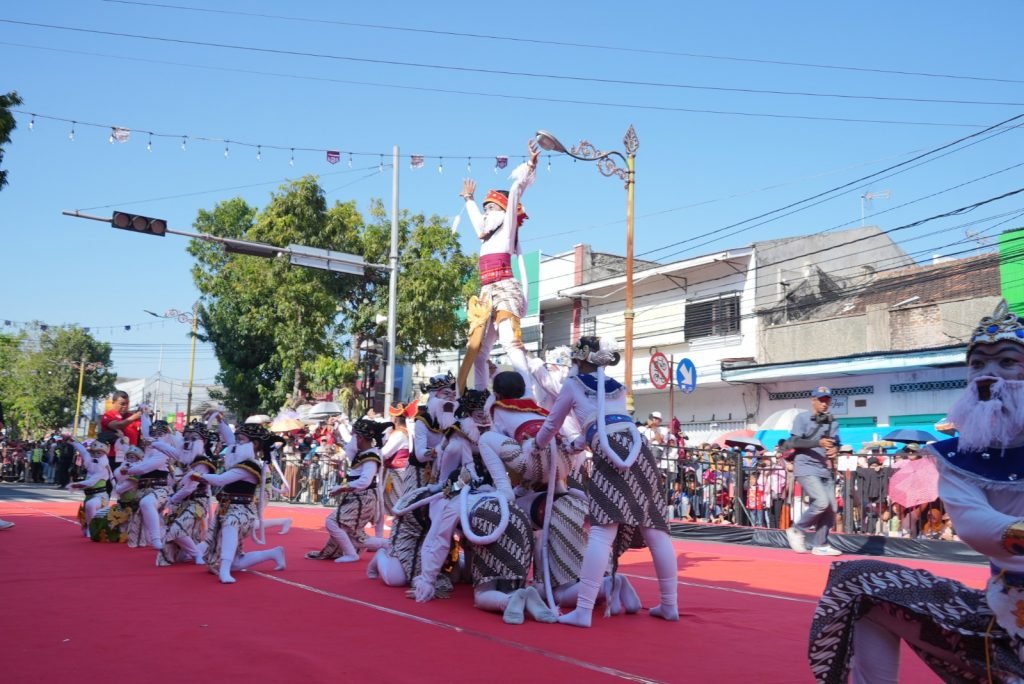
[558,523,616,628]
[642,527,678,621]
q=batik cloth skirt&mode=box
[157,495,210,566]
[809,559,1024,683]
[88,503,134,543]
[480,278,525,318]
[465,497,534,592]
[125,484,171,548]
[77,489,109,531]
[526,492,588,589]
[203,503,257,573]
[305,488,379,560]
[587,426,667,558]
[383,468,407,516]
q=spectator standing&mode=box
[282,436,302,502]
[785,387,842,556]
[100,391,142,472]
[29,443,43,482]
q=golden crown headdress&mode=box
[968,300,1024,354]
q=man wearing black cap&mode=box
[785,387,841,556]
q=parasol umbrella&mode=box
[269,410,305,433]
[713,429,759,448]
[887,456,940,508]
[882,428,937,445]
[309,401,343,418]
[244,414,272,425]
[757,408,806,432]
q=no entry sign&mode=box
[649,352,671,390]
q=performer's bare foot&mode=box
[649,603,679,621]
[523,586,557,623]
[619,576,642,614]
[557,607,593,628]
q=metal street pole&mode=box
[384,145,400,410]
[624,147,637,413]
[72,355,86,438]
[186,302,199,419]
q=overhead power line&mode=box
[103,0,1024,86]
[0,20,1019,111]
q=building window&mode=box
[684,295,740,339]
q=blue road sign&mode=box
[676,358,697,393]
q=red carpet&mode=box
[0,500,987,683]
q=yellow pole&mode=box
[186,304,198,420]
[72,356,86,437]
[624,153,636,413]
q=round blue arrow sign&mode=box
[676,358,697,393]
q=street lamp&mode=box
[145,303,200,419]
[66,357,105,437]
[535,126,639,411]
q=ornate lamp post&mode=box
[145,302,200,419]
[535,126,639,411]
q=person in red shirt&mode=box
[100,391,142,471]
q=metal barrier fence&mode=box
[652,444,951,540]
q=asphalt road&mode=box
[0,481,82,503]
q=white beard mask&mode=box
[428,394,457,432]
[947,377,1024,452]
[225,442,255,468]
[482,208,504,236]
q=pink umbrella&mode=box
[887,457,940,508]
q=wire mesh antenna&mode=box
[860,190,892,226]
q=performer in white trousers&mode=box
[482,371,637,613]
[307,419,388,563]
[153,419,217,566]
[412,390,555,624]
[809,300,1024,683]
[69,440,113,536]
[199,419,285,584]
[119,412,175,553]
[536,336,678,628]
[457,140,540,397]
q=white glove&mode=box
[413,575,435,603]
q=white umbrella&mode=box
[245,414,272,425]
[269,410,305,433]
[758,408,806,432]
[309,401,343,418]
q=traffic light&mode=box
[111,211,167,237]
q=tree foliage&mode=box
[0,326,115,437]
[0,90,24,192]
[190,176,476,417]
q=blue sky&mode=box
[1,1,1023,385]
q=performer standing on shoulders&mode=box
[457,140,540,396]
[535,336,678,628]
[809,300,1024,683]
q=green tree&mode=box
[190,177,476,417]
[3,326,115,436]
[0,90,24,192]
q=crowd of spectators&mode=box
[655,440,957,542]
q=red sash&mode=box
[386,448,409,470]
[479,253,514,286]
